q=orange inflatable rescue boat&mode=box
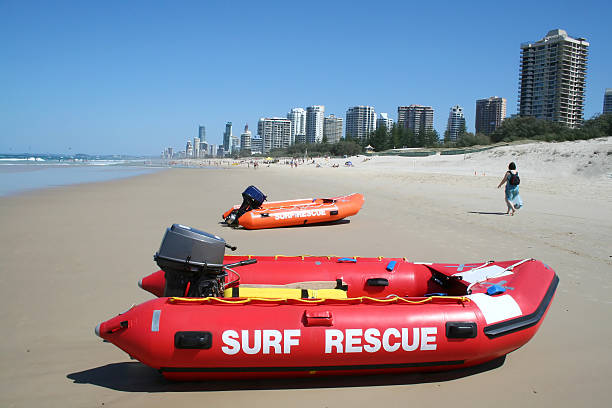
[96,225,559,381]
[222,186,363,229]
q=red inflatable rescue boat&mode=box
[97,225,558,381]
[222,186,363,229]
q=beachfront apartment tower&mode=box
[231,136,240,155]
[475,97,507,135]
[445,105,466,142]
[257,117,291,153]
[323,115,343,144]
[397,105,434,135]
[604,89,612,114]
[251,137,263,155]
[186,141,193,158]
[240,124,252,153]
[223,122,233,154]
[345,106,376,142]
[518,29,589,128]
[287,108,307,145]
[306,105,325,143]
[193,137,200,158]
[198,125,206,142]
[377,113,394,132]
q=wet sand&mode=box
[1,139,611,407]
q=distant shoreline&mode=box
[0,164,165,197]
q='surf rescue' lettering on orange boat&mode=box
[273,209,327,220]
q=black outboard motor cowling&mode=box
[154,224,228,297]
[225,185,267,226]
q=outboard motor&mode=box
[154,224,230,297]
[224,185,267,226]
[154,224,256,298]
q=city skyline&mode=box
[1,1,611,155]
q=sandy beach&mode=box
[1,138,610,407]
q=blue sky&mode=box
[1,0,611,155]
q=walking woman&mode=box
[497,162,523,215]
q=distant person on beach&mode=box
[497,162,523,215]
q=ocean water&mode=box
[0,163,162,197]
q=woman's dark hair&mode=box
[508,162,516,170]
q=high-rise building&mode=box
[231,136,240,155]
[475,97,507,135]
[208,144,217,157]
[257,117,291,153]
[193,137,200,158]
[202,142,208,157]
[397,105,434,135]
[198,125,206,142]
[240,124,252,152]
[186,141,193,158]
[345,106,376,141]
[604,89,612,114]
[323,115,343,144]
[287,108,306,145]
[518,29,589,128]
[223,122,233,154]
[446,106,466,141]
[306,105,325,143]
[377,113,394,132]
[251,137,263,155]
[397,106,409,129]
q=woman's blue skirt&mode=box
[506,186,523,209]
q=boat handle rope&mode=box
[168,295,470,306]
[250,255,409,262]
[466,258,535,294]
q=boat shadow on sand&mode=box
[67,357,505,393]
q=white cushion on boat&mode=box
[454,265,513,284]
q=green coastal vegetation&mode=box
[250,113,612,158]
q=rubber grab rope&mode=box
[253,202,334,213]
[168,295,470,306]
[264,255,409,262]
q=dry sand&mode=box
[1,138,610,407]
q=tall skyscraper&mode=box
[397,106,409,129]
[257,117,291,153]
[193,137,200,158]
[223,122,233,154]
[231,136,240,155]
[186,141,193,158]
[345,106,376,142]
[323,115,343,143]
[518,29,589,128]
[240,124,252,152]
[208,144,217,157]
[397,105,434,135]
[306,105,325,143]
[377,113,394,132]
[604,89,612,114]
[446,105,466,141]
[287,108,306,145]
[198,125,206,142]
[199,140,208,157]
[475,97,507,135]
[250,137,263,155]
